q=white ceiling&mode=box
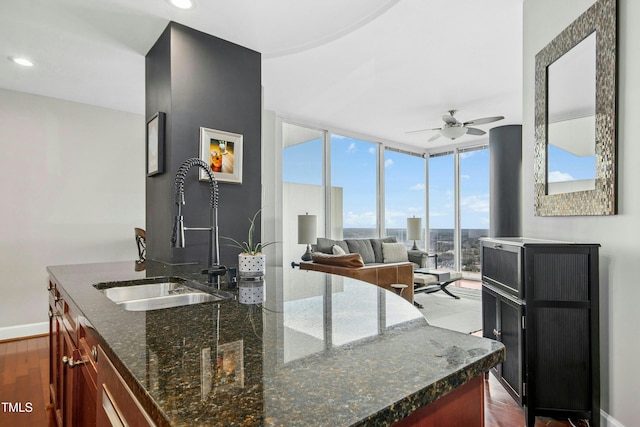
[0,0,523,150]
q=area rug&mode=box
[414,287,482,334]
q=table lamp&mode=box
[407,216,422,250]
[298,213,317,261]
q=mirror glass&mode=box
[547,32,596,195]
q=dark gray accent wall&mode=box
[145,22,262,267]
[489,125,522,237]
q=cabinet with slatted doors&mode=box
[480,237,600,427]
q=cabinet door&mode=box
[61,329,77,427]
[76,336,98,427]
[482,285,525,405]
[498,296,524,405]
[49,302,64,427]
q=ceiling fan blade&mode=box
[463,115,505,126]
[405,127,441,134]
[465,127,486,136]
[428,133,442,142]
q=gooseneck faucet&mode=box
[171,158,226,284]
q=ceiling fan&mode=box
[408,110,504,142]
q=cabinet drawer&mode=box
[97,347,155,427]
[481,242,523,298]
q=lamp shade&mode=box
[297,214,317,244]
[440,126,468,140]
[407,217,422,241]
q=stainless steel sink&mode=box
[93,277,225,311]
[118,292,220,311]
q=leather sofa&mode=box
[299,237,430,304]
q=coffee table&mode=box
[414,268,463,301]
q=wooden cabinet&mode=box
[48,280,98,427]
[480,238,600,427]
[49,277,153,427]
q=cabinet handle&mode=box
[493,328,502,338]
[494,244,503,249]
[54,296,62,303]
[62,355,87,368]
[47,285,54,291]
[91,346,98,362]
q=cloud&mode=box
[410,183,425,191]
[461,174,470,180]
[461,194,489,213]
[344,210,377,228]
[385,158,394,168]
[347,142,356,153]
[548,171,574,182]
[459,151,475,159]
[369,147,376,155]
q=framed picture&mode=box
[146,112,165,176]
[199,127,243,184]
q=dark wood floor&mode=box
[1,335,575,427]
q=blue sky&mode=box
[547,144,596,182]
[284,135,491,230]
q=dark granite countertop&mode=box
[47,260,504,427]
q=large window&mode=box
[428,146,489,277]
[459,147,490,279]
[330,135,378,239]
[428,152,455,270]
[280,120,491,281]
[384,149,426,249]
[282,123,326,263]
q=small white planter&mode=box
[238,253,265,277]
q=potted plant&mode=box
[222,209,276,277]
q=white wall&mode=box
[0,88,144,336]
[523,1,639,425]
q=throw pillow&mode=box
[382,242,409,263]
[345,239,376,264]
[310,253,365,268]
[317,238,349,254]
[370,237,397,263]
[332,245,347,255]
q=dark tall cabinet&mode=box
[480,237,600,427]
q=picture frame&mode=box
[199,127,243,184]
[146,112,165,176]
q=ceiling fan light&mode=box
[440,126,467,140]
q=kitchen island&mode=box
[47,260,504,426]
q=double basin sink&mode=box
[93,276,226,311]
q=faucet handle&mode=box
[202,265,227,276]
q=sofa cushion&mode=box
[370,237,397,263]
[332,245,347,255]
[317,238,349,254]
[382,242,409,263]
[345,239,376,264]
[310,252,365,268]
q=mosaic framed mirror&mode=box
[534,0,617,216]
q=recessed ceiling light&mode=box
[168,0,196,10]
[9,57,35,67]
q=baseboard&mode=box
[0,322,48,341]
[602,409,626,427]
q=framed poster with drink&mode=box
[199,127,243,184]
